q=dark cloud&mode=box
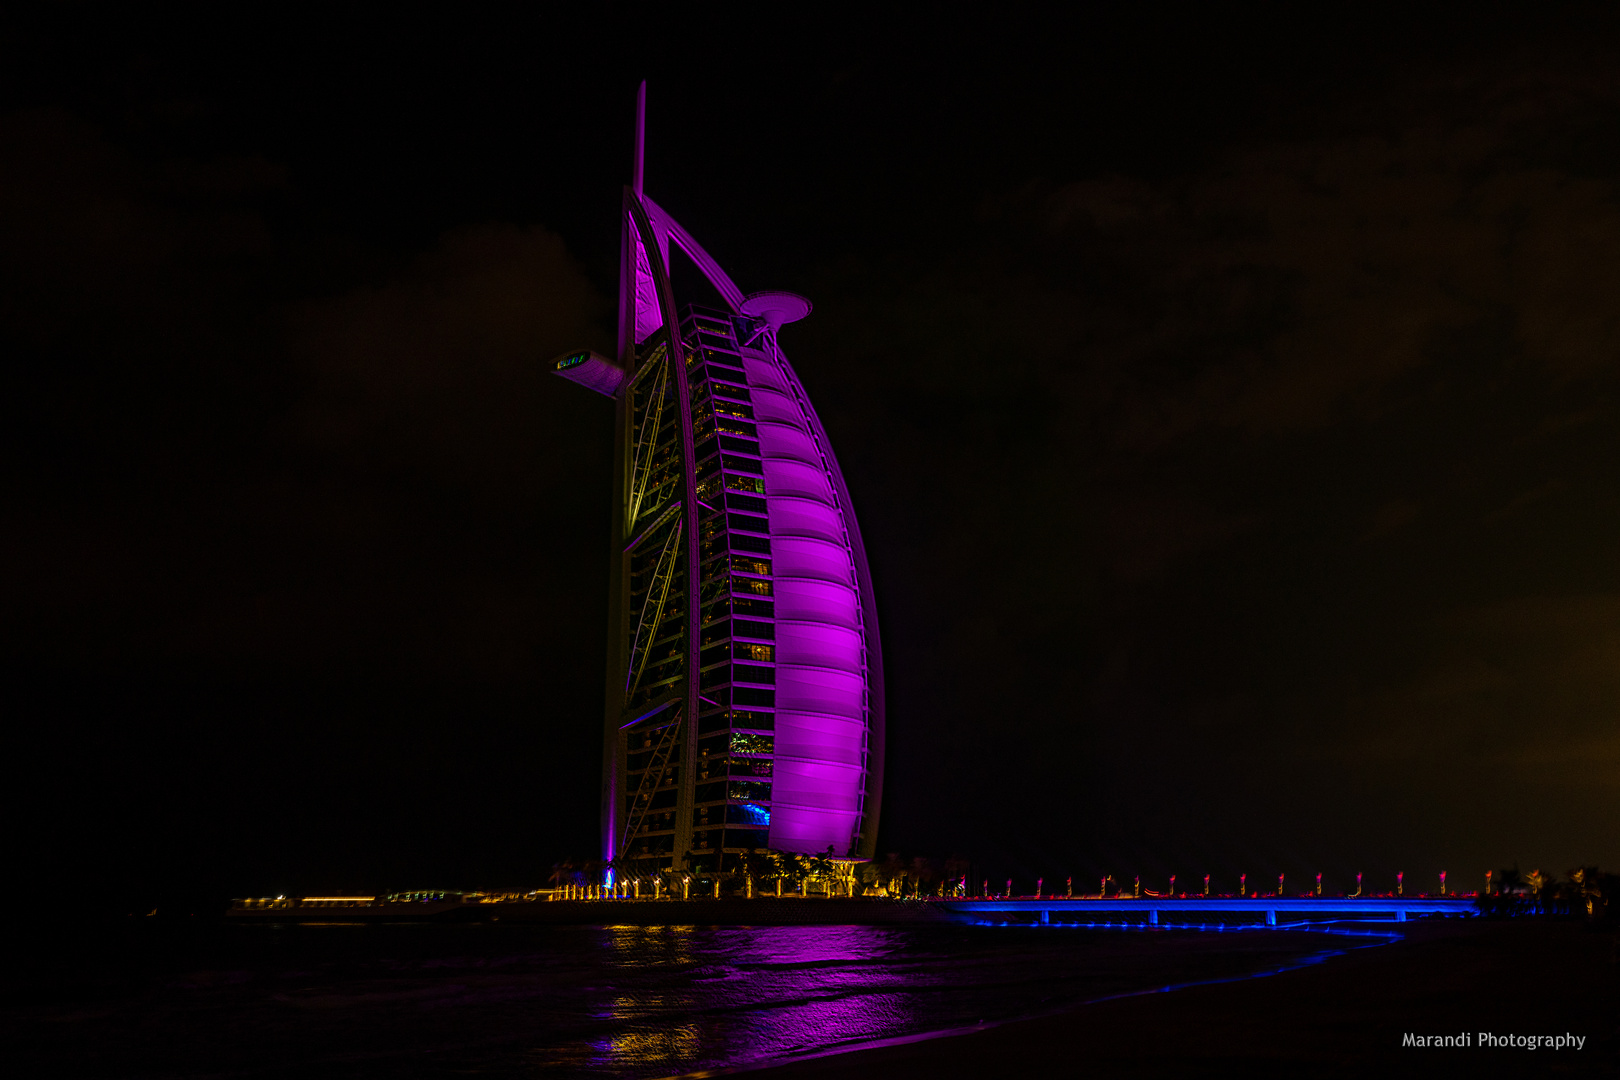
[3,104,616,899]
[8,12,1620,905]
[789,46,1620,879]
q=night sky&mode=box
[8,6,1619,912]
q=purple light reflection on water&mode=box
[584,925,926,1075]
[11,920,1388,1079]
[550,922,1379,1079]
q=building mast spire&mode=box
[633,80,646,197]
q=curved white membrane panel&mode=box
[773,577,860,624]
[775,622,863,671]
[742,348,870,855]
[762,458,837,503]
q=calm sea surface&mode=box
[8,920,1378,1078]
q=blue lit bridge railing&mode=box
[938,896,1476,925]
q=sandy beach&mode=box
[752,920,1618,1078]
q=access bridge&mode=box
[939,896,1476,926]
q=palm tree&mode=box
[783,852,811,893]
[1564,867,1608,920]
[549,859,578,890]
[739,849,774,898]
[806,848,836,895]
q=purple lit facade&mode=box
[554,89,884,875]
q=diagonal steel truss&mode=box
[620,710,682,856]
[626,346,670,532]
[624,516,682,696]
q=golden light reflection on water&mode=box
[605,990,689,1023]
[594,927,706,1070]
[584,924,921,1075]
[607,1022,703,1067]
[602,924,697,969]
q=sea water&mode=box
[7,920,1374,1078]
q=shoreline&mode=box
[223,897,957,926]
[221,894,1475,928]
[672,921,1398,1079]
[733,920,1618,1078]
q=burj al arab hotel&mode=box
[553,87,884,877]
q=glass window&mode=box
[733,641,774,662]
[703,359,745,379]
[733,618,774,640]
[718,435,760,455]
[691,320,734,340]
[730,732,775,755]
[733,686,774,707]
[725,475,765,494]
[733,663,775,685]
[727,512,769,535]
[732,575,773,596]
[724,803,771,827]
[725,492,767,514]
[729,756,773,777]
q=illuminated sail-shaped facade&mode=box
[553,89,884,876]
